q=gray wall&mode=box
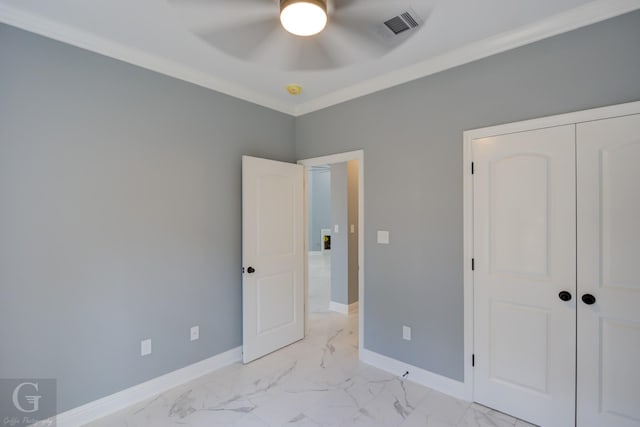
[330,163,348,305]
[330,161,359,306]
[295,11,640,381]
[347,160,359,305]
[0,24,295,412]
[2,8,640,413]
[308,169,331,251]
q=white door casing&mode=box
[472,125,576,427]
[242,156,304,363]
[577,114,640,427]
[298,149,365,352]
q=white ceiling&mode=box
[1,0,638,115]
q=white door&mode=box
[242,156,304,363]
[473,125,576,427]
[577,114,640,427]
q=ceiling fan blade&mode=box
[195,16,281,60]
[332,0,391,12]
[235,24,297,68]
[289,36,344,70]
[283,0,431,71]
[332,0,428,26]
[168,0,272,7]
[327,15,393,58]
[169,0,276,29]
[176,0,431,71]
[225,23,343,71]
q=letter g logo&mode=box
[12,382,42,413]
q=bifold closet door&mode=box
[577,114,640,427]
[473,125,576,427]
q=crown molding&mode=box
[292,0,640,116]
[1,0,638,117]
[0,3,296,115]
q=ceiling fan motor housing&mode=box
[280,0,327,12]
[280,0,328,36]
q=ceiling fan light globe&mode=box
[280,0,327,37]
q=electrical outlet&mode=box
[190,325,199,341]
[141,339,152,356]
[403,325,411,341]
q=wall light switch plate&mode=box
[350,224,355,234]
[334,224,339,233]
[403,326,411,341]
[377,230,390,244]
[190,326,199,341]
[141,339,152,356]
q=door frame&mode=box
[298,150,365,351]
[462,100,640,402]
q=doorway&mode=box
[299,150,365,351]
[307,165,332,313]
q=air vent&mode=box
[383,10,420,35]
[401,12,419,29]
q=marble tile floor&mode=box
[87,310,535,427]
[307,251,331,313]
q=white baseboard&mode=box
[329,301,348,314]
[329,301,358,315]
[49,346,242,427]
[359,348,470,401]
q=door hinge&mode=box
[472,354,475,367]
[471,162,474,175]
[471,258,475,271]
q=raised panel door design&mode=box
[257,271,296,335]
[473,125,576,427]
[489,301,549,394]
[491,154,549,277]
[258,174,295,257]
[600,141,640,290]
[577,114,640,427]
[600,319,640,422]
[242,156,304,364]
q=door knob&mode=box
[558,291,572,302]
[581,293,596,305]
[247,266,256,274]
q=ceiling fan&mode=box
[168,0,430,71]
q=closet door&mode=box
[577,114,640,427]
[473,125,576,427]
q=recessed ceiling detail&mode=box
[169,0,430,71]
[1,0,637,114]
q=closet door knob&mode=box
[581,293,596,305]
[247,266,256,274]
[558,291,572,302]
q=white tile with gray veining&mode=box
[86,254,532,427]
